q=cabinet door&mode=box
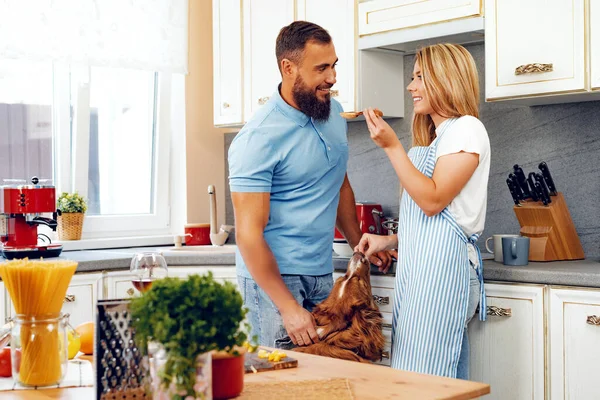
[297,0,355,111]
[213,0,243,126]
[591,1,600,90]
[468,283,545,400]
[358,0,482,36]
[0,282,5,324]
[485,0,585,100]
[549,288,600,400]
[243,0,295,121]
[62,274,101,329]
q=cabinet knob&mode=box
[372,295,389,305]
[127,288,135,296]
[222,102,230,109]
[486,305,512,317]
[64,294,76,303]
[330,89,339,97]
[514,63,553,75]
[257,96,270,105]
[586,315,600,326]
[381,351,390,360]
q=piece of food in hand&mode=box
[340,108,383,119]
[75,321,94,355]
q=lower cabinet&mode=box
[468,283,545,400]
[549,288,600,400]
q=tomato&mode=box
[0,347,11,377]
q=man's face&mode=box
[292,41,338,122]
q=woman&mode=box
[356,43,490,379]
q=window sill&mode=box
[57,235,175,251]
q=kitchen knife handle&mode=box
[534,173,552,204]
[534,182,549,206]
[506,178,521,206]
[527,173,539,202]
[513,166,531,198]
[508,173,524,200]
[538,162,558,195]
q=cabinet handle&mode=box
[257,96,270,105]
[514,63,553,75]
[586,315,600,326]
[64,294,76,303]
[381,351,390,360]
[372,295,389,305]
[127,288,135,296]
[222,102,230,109]
[330,89,339,97]
[486,305,512,317]
[382,323,392,329]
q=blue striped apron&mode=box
[390,118,486,378]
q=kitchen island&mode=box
[0,349,490,399]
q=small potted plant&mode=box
[56,192,87,240]
[129,273,250,400]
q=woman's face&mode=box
[406,61,435,116]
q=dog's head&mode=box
[331,252,374,309]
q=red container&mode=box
[334,202,384,240]
[212,353,244,399]
[184,223,211,245]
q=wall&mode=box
[185,0,228,228]
[225,43,600,258]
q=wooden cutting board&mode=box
[244,351,298,373]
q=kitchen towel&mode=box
[0,359,93,391]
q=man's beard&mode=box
[292,75,331,122]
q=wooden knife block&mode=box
[513,192,584,261]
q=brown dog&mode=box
[292,252,385,363]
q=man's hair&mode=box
[275,21,332,74]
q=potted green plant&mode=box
[130,273,250,400]
[56,192,87,240]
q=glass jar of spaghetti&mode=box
[10,313,69,387]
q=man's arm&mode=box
[232,192,319,346]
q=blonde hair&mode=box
[411,43,480,147]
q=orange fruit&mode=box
[75,322,94,355]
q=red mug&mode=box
[184,223,211,245]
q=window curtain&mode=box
[0,0,188,73]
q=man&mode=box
[228,21,392,348]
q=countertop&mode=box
[0,349,490,400]
[1,245,599,288]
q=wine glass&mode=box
[130,252,168,293]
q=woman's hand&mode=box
[363,107,402,150]
[355,234,397,258]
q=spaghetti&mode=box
[0,259,78,386]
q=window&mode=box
[0,60,175,240]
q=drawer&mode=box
[61,283,95,328]
[374,326,393,366]
[371,286,393,314]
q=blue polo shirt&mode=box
[228,87,349,277]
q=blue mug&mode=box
[502,236,530,266]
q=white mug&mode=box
[485,234,520,262]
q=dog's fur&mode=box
[293,252,385,363]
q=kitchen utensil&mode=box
[485,234,520,263]
[538,162,557,195]
[526,173,539,202]
[244,351,298,373]
[502,236,530,266]
[340,109,383,119]
[506,178,521,206]
[534,182,549,206]
[534,173,552,204]
[184,223,211,245]
[513,165,532,198]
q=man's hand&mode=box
[369,250,394,274]
[281,304,319,347]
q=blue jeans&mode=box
[456,264,481,380]
[237,274,334,348]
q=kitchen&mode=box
[0,0,599,399]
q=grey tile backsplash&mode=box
[225,43,600,259]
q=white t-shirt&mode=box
[434,115,491,238]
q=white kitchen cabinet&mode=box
[485,0,586,101]
[591,1,600,91]
[212,0,243,126]
[358,0,482,37]
[468,283,545,400]
[297,0,355,112]
[549,287,600,400]
[243,0,295,121]
[0,281,5,324]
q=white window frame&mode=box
[53,65,175,241]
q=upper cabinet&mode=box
[485,0,600,104]
[243,0,295,121]
[358,0,482,37]
[297,0,356,112]
[591,1,600,90]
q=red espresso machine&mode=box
[0,177,63,259]
[334,201,385,240]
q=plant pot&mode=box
[57,213,84,240]
[212,350,245,399]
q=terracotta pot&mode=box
[211,350,245,399]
